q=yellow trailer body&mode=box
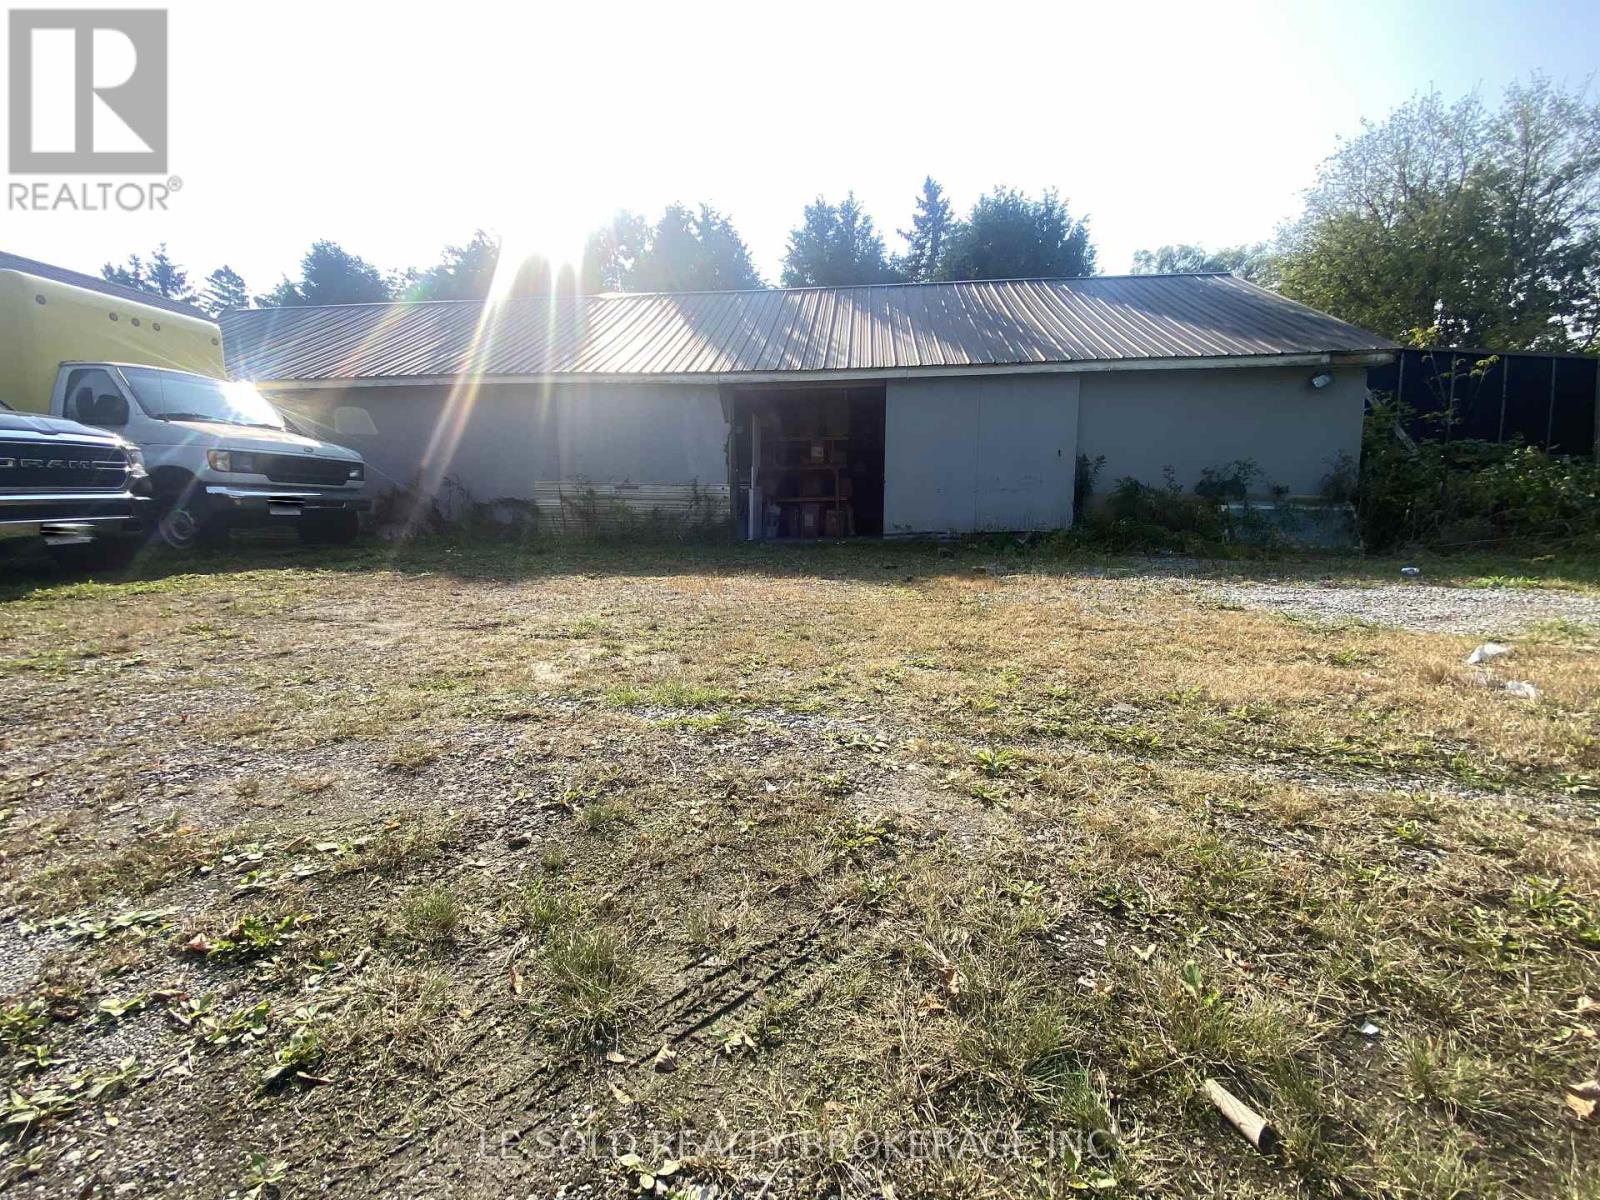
[0,269,226,413]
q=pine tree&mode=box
[897,177,953,282]
[101,243,196,302]
[780,192,899,287]
[145,244,192,301]
[199,265,250,315]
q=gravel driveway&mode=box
[1199,579,1600,635]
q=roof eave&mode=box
[248,349,1395,390]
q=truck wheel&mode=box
[297,510,360,546]
[155,494,226,551]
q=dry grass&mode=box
[0,538,1595,1198]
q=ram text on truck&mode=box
[0,400,152,563]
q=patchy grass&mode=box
[0,538,1596,1198]
[399,886,463,945]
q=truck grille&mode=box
[0,439,129,490]
[256,453,356,486]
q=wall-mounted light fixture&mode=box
[1309,371,1333,389]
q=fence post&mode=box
[1547,357,1559,449]
[1498,355,1508,443]
[1593,357,1599,463]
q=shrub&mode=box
[1091,468,1224,550]
[1354,398,1600,550]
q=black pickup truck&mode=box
[0,401,153,561]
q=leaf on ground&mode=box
[1564,1080,1600,1120]
[651,1042,678,1073]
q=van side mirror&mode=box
[92,393,129,427]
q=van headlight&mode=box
[347,461,364,481]
[207,449,260,474]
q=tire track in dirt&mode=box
[327,913,845,1194]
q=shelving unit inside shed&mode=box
[733,387,885,539]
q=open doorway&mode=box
[732,386,886,539]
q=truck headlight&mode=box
[207,449,260,474]
[125,446,147,476]
[347,462,365,482]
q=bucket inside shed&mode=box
[734,386,886,539]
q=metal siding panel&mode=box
[883,378,978,533]
[974,376,1079,529]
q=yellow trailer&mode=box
[0,268,226,413]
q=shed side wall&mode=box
[1075,365,1365,498]
[270,381,728,499]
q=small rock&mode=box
[1356,1019,1382,1037]
[507,833,532,849]
[1502,680,1540,700]
[1465,642,1510,665]
[1400,565,1422,577]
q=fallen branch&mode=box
[1203,1078,1279,1154]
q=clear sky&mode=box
[4,0,1597,294]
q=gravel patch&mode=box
[1198,580,1600,635]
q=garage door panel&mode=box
[885,376,1078,534]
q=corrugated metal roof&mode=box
[221,274,1394,383]
[0,250,211,318]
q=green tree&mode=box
[781,193,900,287]
[259,241,391,307]
[629,203,763,292]
[581,205,760,293]
[896,176,954,282]
[1277,77,1600,350]
[198,265,251,316]
[580,212,652,293]
[405,229,562,301]
[1129,242,1276,284]
[102,243,195,302]
[935,188,1095,281]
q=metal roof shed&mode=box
[219,275,1393,538]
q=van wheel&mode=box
[155,494,226,551]
[297,510,360,546]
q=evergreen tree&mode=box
[585,205,761,293]
[896,177,953,282]
[259,241,391,307]
[780,193,901,287]
[198,265,251,315]
[935,188,1096,281]
[102,242,196,302]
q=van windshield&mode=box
[121,367,286,430]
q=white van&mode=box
[1,262,369,550]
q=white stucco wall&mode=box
[884,375,1080,534]
[1075,364,1366,499]
[271,381,728,500]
